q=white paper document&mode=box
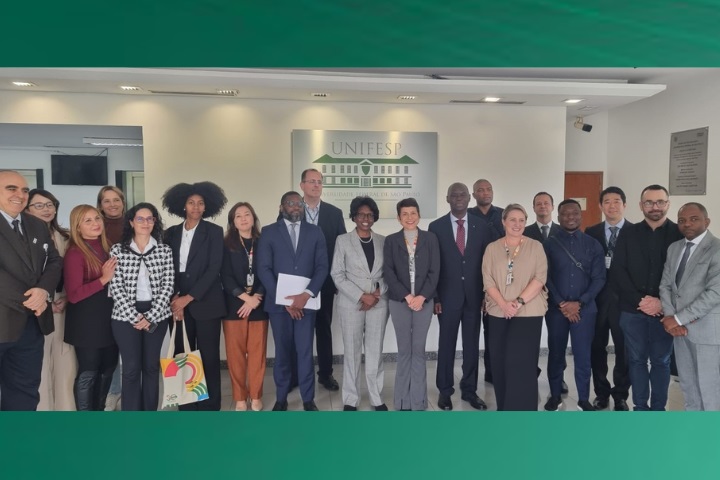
[275,273,321,310]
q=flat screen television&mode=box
[51,155,108,186]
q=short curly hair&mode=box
[162,181,227,219]
[349,196,379,221]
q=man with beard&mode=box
[611,185,682,410]
[543,200,606,411]
[257,191,328,411]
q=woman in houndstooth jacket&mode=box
[109,202,175,411]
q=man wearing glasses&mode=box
[610,185,682,410]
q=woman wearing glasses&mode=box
[163,181,227,410]
[25,189,77,410]
[64,205,118,410]
[109,203,174,411]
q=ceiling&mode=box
[0,67,714,119]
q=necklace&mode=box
[358,231,373,244]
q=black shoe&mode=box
[272,401,288,411]
[544,396,562,411]
[614,398,629,411]
[537,367,542,378]
[461,393,488,411]
[437,394,453,411]
[374,404,388,411]
[577,400,596,411]
[484,374,493,384]
[318,375,340,391]
[343,405,357,411]
[592,397,609,410]
[303,401,319,411]
[399,408,411,411]
[561,380,569,395]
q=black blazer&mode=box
[0,212,62,342]
[585,220,634,256]
[524,222,561,243]
[164,220,227,320]
[383,229,440,303]
[428,213,493,310]
[221,238,266,321]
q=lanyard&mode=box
[240,236,254,289]
[504,239,523,285]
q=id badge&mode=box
[246,274,255,287]
[605,256,612,269]
[506,272,513,285]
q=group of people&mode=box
[0,168,717,412]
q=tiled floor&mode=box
[215,354,686,411]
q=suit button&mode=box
[461,276,465,280]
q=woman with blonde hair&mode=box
[63,205,118,410]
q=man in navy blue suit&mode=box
[257,191,328,411]
[429,183,494,410]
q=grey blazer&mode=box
[660,230,720,345]
[382,228,440,303]
[331,231,388,310]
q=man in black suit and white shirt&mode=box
[585,186,632,411]
[0,170,62,410]
[524,191,561,242]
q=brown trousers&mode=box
[223,318,268,401]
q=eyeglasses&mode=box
[283,200,303,207]
[642,200,668,208]
[356,213,374,219]
[29,202,55,210]
[134,216,156,224]
[303,180,323,186]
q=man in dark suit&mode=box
[585,186,632,411]
[430,183,493,410]
[0,170,62,410]
[258,191,328,411]
[524,191,561,242]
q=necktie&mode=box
[12,219,24,240]
[290,222,298,252]
[456,219,465,255]
[675,241,694,286]
[608,226,619,255]
[541,225,549,240]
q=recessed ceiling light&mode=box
[311,92,329,97]
[563,98,584,104]
[483,97,502,103]
[12,81,36,87]
[397,95,416,100]
[216,89,238,96]
[120,85,142,91]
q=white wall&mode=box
[607,70,720,223]
[565,111,609,175]
[0,90,568,357]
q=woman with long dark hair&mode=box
[25,188,76,410]
[221,202,267,411]
[163,181,227,411]
[109,202,174,410]
[63,204,118,411]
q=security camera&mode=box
[574,117,593,132]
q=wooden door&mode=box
[564,171,603,231]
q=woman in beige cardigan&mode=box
[482,203,547,411]
[26,189,77,411]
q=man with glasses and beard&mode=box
[611,185,682,411]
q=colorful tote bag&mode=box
[160,321,209,409]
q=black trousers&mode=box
[315,285,336,378]
[112,320,169,411]
[590,288,630,401]
[75,344,119,377]
[487,315,542,411]
[170,310,222,411]
[0,316,44,411]
[436,301,481,396]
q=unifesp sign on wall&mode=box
[292,130,438,219]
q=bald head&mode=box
[446,183,470,216]
[0,170,30,217]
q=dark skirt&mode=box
[64,286,115,349]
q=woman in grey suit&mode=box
[383,198,440,411]
[332,197,389,411]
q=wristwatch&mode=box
[516,296,526,306]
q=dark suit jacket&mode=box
[0,212,62,342]
[585,220,634,256]
[256,219,329,314]
[383,229,440,303]
[164,220,226,320]
[585,220,634,317]
[524,222,561,243]
[428,213,493,311]
[221,240,266,321]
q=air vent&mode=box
[148,90,238,97]
[450,99,526,105]
[578,105,599,111]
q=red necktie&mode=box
[456,219,465,255]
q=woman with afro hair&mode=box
[163,181,227,410]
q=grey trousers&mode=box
[389,299,433,411]
[674,336,720,411]
[338,300,389,407]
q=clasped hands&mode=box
[660,315,688,337]
[404,294,426,312]
[559,301,581,323]
[237,293,263,318]
[359,288,381,311]
[285,292,311,320]
[170,294,194,322]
